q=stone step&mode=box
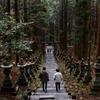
[47,82,65,85]
[39,95,55,100]
[47,83,64,86]
[32,93,71,100]
[36,88,66,93]
[35,92,68,95]
[39,84,65,88]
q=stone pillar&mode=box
[42,43,45,55]
[83,59,92,85]
[25,62,31,81]
[30,63,34,77]
[28,49,33,59]
[78,59,86,81]
[28,61,35,82]
[54,43,56,56]
[17,64,28,86]
[74,62,80,77]
[32,63,37,73]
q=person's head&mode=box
[56,69,59,72]
[43,67,46,70]
[43,67,46,72]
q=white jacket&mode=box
[53,72,63,82]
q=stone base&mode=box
[89,88,100,95]
[17,81,28,87]
[0,86,18,96]
[72,95,76,99]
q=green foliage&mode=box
[11,40,30,53]
[0,15,26,38]
[27,1,49,23]
[0,41,8,56]
[3,58,11,66]
[0,7,6,20]
[0,15,31,57]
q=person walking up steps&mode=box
[53,69,63,92]
[39,67,49,92]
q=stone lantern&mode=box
[1,63,15,94]
[90,57,100,94]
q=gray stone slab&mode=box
[39,95,55,99]
[39,85,65,89]
[36,88,66,93]
[30,96,39,100]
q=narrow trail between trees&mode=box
[31,50,71,100]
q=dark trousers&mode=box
[55,82,60,91]
[42,82,47,91]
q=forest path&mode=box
[31,50,71,100]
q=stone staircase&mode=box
[31,52,71,100]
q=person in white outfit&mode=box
[53,69,63,92]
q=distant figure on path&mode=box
[53,69,63,92]
[39,67,49,92]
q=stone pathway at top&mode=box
[32,50,71,100]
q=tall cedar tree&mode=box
[75,0,91,60]
[96,0,100,57]
[59,0,68,51]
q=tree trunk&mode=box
[59,0,64,50]
[87,0,91,60]
[75,0,91,60]
[75,0,82,59]
[49,22,54,42]
[59,0,68,51]
[24,0,27,22]
[63,0,68,51]
[15,0,19,23]
[7,0,10,15]
[15,0,19,64]
[96,0,100,57]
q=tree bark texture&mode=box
[7,0,10,15]
[59,0,68,51]
[96,0,100,57]
[75,0,91,60]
